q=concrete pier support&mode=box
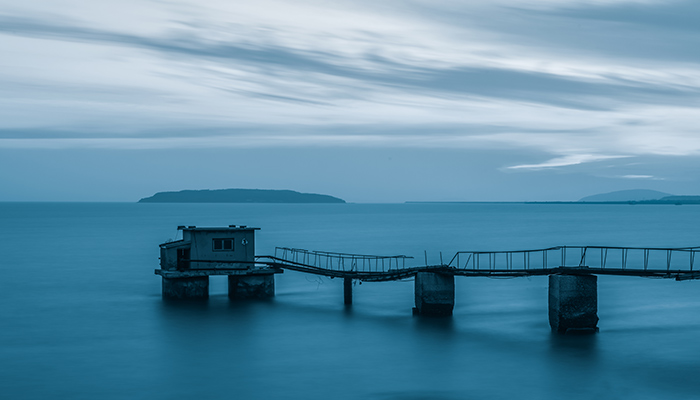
[344,278,353,305]
[414,272,455,316]
[548,274,598,333]
[162,276,209,299]
[228,274,275,299]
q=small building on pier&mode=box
[160,225,258,271]
[156,225,279,299]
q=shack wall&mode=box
[188,229,256,269]
[159,241,189,271]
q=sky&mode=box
[1,0,699,202]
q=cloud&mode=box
[0,0,698,167]
[506,154,630,170]
[540,0,700,33]
[2,0,700,202]
[619,174,663,180]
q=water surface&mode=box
[1,203,699,399]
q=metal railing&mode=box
[268,245,700,279]
[446,245,700,272]
[275,247,412,273]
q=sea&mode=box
[1,202,700,400]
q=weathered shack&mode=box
[155,225,278,299]
[160,225,257,271]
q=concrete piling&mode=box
[228,274,275,299]
[414,272,455,316]
[344,277,353,305]
[548,274,598,333]
[162,276,209,299]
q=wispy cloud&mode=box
[507,154,630,170]
[2,0,700,202]
[0,0,698,164]
[619,174,664,180]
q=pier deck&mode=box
[259,245,700,281]
[155,226,700,332]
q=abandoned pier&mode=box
[155,225,700,334]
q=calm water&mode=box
[1,202,700,399]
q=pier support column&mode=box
[414,272,454,316]
[548,274,598,333]
[162,276,209,299]
[228,274,275,299]
[344,278,353,305]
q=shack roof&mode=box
[178,225,260,231]
[159,239,188,249]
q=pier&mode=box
[155,226,700,333]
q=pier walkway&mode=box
[155,225,700,333]
[259,245,700,281]
[255,245,700,332]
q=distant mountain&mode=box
[579,189,672,202]
[138,189,346,203]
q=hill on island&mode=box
[138,189,345,203]
[579,189,672,202]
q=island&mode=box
[579,189,672,202]
[578,190,700,205]
[526,190,700,205]
[406,189,700,205]
[138,189,346,203]
[533,196,700,205]
[632,196,700,205]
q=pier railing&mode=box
[266,245,700,280]
[446,245,700,274]
[274,247,412,273]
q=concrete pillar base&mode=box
[228,274,275,299]
[162,276,209,299]
[344,277,353,305]
[414,272,454,316]
[549,274,598,333]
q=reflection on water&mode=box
[412,314,456,339]
[548,331,599,365]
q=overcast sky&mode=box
[1,0,699,202]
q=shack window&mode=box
[213,238,234,251]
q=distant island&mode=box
[138,189,346,203]
[529,189,700,205]
[579,189,672,202]
[407,189,700,205]
[526,196,700,205]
